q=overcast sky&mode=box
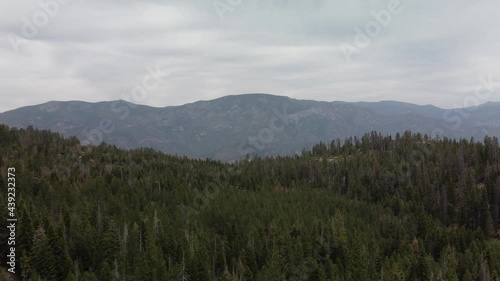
[1,0,499,112]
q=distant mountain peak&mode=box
[1,95,499,161]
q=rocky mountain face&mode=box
[1,94,499,161]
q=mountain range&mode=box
[1,94,499,161]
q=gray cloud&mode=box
[1,0,499,112]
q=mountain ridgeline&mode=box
[0,125,499,280]
[1,94,499,161]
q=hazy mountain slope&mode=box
[352,101,444,118]
[1,94,499,161]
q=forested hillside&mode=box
[2,96,500,161]
[0,125,499,280]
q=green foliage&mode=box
[65,272,77,281]
[99,261,113,281]
[0,125,499,280]
[81,271,99,281]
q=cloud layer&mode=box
[1,0,499,112]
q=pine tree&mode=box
[47,224,73,279]
[32,225,57,279]
[385,261,405,281]
[99,261,114,281]
[317,264,327,281]
[332,211,347,249]
[65,272,77,281]
[20,251,32,279]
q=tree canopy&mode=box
[0,125,499,280]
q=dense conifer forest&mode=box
[0,124,499,280]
